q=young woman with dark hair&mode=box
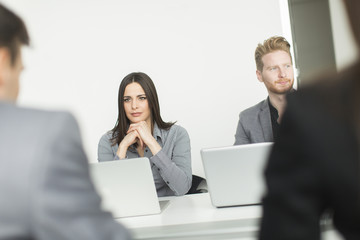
[98,72,192,197]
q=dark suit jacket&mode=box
[259,63,360,240]
[0,102,131,240]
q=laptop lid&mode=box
[90,157,161,218]
[201,142,273,207]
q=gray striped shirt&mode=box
[97,123,192,196]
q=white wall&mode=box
[3,0,287,177]
[329,0,359,70]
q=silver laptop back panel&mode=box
[201,143,273,207]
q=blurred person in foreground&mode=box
[259,0,360,239]
[0,3,131,240]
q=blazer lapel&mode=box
[259,98,273,142]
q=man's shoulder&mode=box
[2,102,73,119]
[0,103,82,178]
[0,102,77,132]
[239,99,268,117]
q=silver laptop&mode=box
[201,142,273,207]
[90,157,162,218]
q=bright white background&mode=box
[329,0,359,71]
[2,0,295,177]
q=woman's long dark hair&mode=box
[110,72,175,145]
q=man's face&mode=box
[0,48,24,102]
[256,50,294,95]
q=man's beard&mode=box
[268,78,294,94]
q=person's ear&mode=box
[256,69,263,83]
[0,48,10,87]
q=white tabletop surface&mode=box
[116,193,343,240]
[117,193,262,239]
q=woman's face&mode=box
[123,82,151,124]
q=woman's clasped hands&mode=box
[117,121,161,158]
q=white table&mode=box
[118,193,343,240]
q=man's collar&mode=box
[267,96,278,114]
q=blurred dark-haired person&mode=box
[234,36,295,145]
[0,3,131,240]
[259,0,360,239]
[98,72,192,196]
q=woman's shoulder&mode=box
[166,124,187,133]
[157,124,190,147]
[166,124,190,140]
[156,123,188,138]
[99,131,114,143]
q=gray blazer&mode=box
[234,98,274,145]
[0,102,131,240]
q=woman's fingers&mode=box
[125,129,144,149]
[128,122,153,144]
